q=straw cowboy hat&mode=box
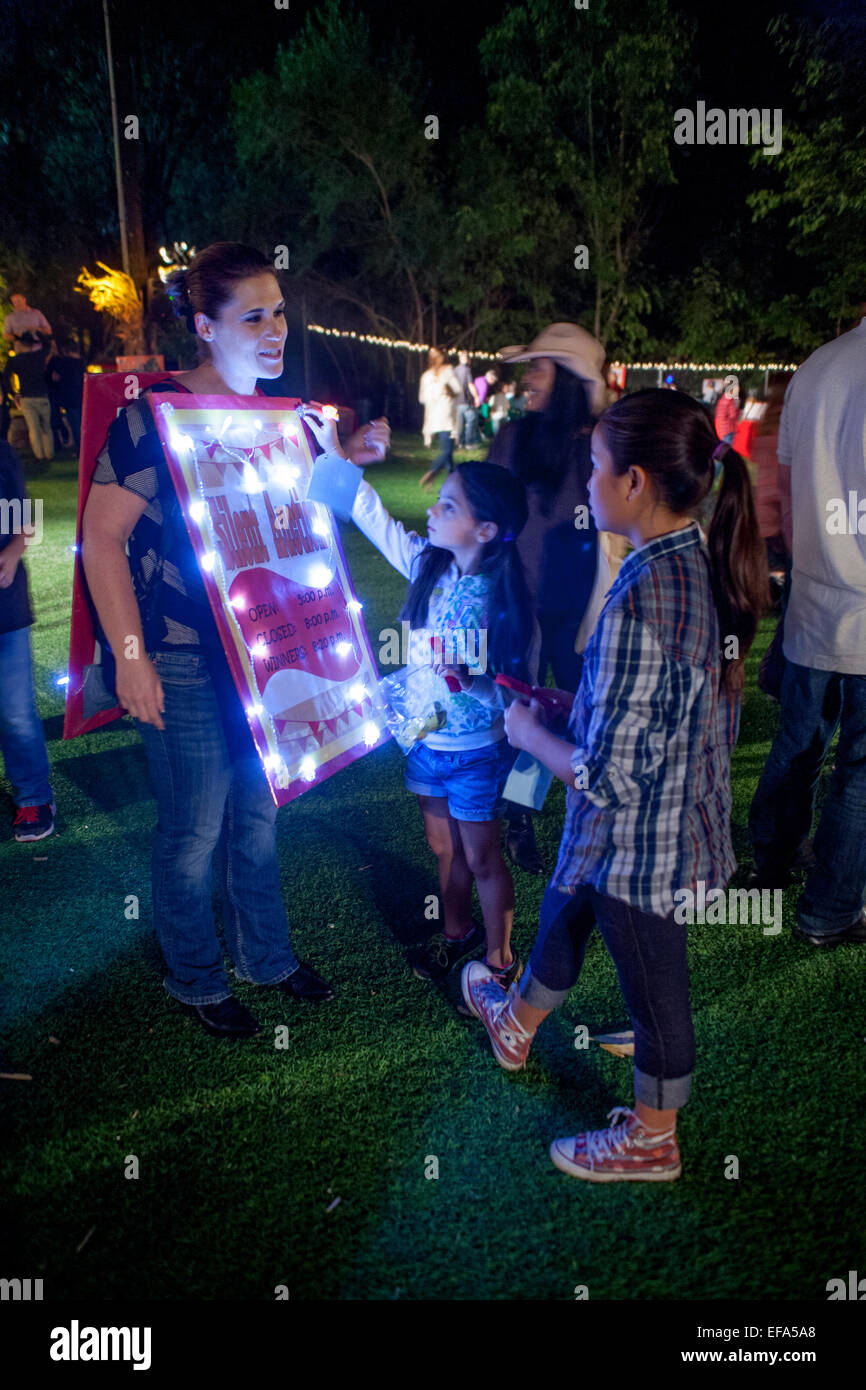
[498,322,607,414]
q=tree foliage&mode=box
[750,13,866,335]
[232,1,446,344]
[473,0,688,353]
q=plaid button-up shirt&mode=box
[549,521,740,917]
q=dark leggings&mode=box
[521,882,695,1109]
[427,430,455,479]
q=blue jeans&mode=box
[136,650,299,1005]
[457,403,480,447]
[749,659,866,935]
[0,626,53,806]
[521,883,695,1109]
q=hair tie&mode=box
[712,440,729,462]
[502,530,516,543]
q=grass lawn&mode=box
[1,432,863,1302]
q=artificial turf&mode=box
[1,433,863,1302]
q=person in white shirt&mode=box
[749,315,866,946]
[2,294,51,349]
[419,347,461,488]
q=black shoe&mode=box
[790,837,817,874]
[794,911,866,948]
[745,863,792,891]
[184,995,263,1038]
[275,962,335,1001]
[505,812,545,876]
[410,922,485,980]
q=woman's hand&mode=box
[116,654,166,730]
[299,406,344,458]
[504,697,545,751]
[344,417,390,466]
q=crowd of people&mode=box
[418,348,526,487]
[1,241,864,1186]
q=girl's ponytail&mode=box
[707,444,770,692]
[599,390,770,693]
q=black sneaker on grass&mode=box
[410,923,485,980]
[13,802,56,842]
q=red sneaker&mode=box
[13,802,56,842]
[460,962,533,1071]
[550,1107,682,1183]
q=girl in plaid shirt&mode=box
[462,389,767,1183]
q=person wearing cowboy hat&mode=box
[488,322,619,874]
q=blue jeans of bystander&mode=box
[0,626,53,806]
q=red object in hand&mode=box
[430,636,462,692]
[495,674,573,713]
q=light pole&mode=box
[102,0,130,277]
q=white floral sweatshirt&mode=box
[351,478,539,751]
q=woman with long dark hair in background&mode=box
[488,323,615,874]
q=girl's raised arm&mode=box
[351,477,428,580]
[305,409,428,580]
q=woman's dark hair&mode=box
[598,388,769,693]
[503,363,594,509]
[401,461,536,682]
[165,242,275,335]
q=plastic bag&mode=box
[379,664,447,754]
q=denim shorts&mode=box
[404,736,517,821]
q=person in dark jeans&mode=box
[750,663,865,925]
[748,317,866,946]
[45,340,68,452]
[0,440,56,840]
[49,339,85,452]
[81,241,388,1039]
[454,349,481,447]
